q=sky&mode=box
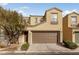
[0,3,79,17]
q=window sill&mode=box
[51,22,58,24]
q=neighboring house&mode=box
[24,7,63,45]
[23,17,30,24]
[63,12,79,45]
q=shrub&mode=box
[63,40,78,49]
[21,42,29,50]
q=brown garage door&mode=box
[32,31,60,43]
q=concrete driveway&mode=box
[26,44,79,55]
[27,44,71,52]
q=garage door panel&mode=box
[32,31,59,43]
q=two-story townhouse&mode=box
[24,8,63,45]
[63,12,79,45]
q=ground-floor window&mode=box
[75,32,79,43]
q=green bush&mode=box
[21,42,29,50]
[63,40,78,49]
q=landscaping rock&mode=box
[0,40,8,47]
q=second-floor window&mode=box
[51,13,58,24]
[71,16,77,25]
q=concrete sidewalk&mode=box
[0,51,79,55]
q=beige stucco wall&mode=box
[68,13,79,27]
[27,22,62,31]
[46,9,62,25]
[27,9,62,31]
[18,35,25,50]
[28,31,32,44]
[29,16,43,25]
[68,13,79,43]
[63,16,72,41]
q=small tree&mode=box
[0,7,26,44]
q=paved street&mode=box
[0,51,79,55]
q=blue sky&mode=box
[1,3,79,16]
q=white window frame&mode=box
[71,16,77,25]
[51,13,58,24]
